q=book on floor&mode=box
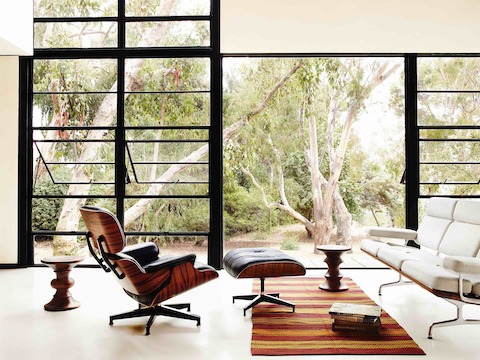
[329,302,382,320]
[332,318,381,334]
[331,313,379,324]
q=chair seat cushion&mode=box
[223,248,305,279]
[144,254,196,273]
[123,242,160,266]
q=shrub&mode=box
[280,237,300,250]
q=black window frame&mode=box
[19,0,223,269]
[15,1,480,269]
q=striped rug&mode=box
[250,277,425,356]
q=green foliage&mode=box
[224,170,272,236]
[280,237,300,251]
[32,182,68,233]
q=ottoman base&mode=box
[233,277,295,316]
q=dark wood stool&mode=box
[317,245,351,292]
[41,255,84,311]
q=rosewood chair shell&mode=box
[80,206,218,335]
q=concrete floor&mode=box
[1,267,479,360]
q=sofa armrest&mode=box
[443,256,480,275]
[367,226,417,240]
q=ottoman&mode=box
[224,248,306,315]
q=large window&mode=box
[418,57,480,197]
[27,0,221,267]
[22,2,480,269]
[222,57,405,268]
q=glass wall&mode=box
[222,57,405,268]
[418,57,480,197]
[24,2,480,269]
[30,0,216,265]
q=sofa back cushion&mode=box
[438,200,480,257]
[416,197,457,251]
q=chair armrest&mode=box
[443,256,480,275]
[367,226,417,240]
[143,254,197,273]
[123,242,160,266]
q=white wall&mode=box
[0,0,33,55]
[0,57,19,264]
[221,0,480,53]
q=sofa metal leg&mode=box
[428,298,480,339]
[378,274,414,296]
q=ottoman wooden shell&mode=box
[224,248,306,315]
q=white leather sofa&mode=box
[360,197,480,338]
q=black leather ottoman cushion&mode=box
[224,248,306,279]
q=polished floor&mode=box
[1,267,479,360]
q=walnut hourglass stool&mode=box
[316,245,351,291]
[41,255,84,311]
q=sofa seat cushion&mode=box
[376,246,443,270]
[360,239,391,256]
[401,260,474,294]
[469,281,480,296]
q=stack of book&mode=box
[329,303,382,334]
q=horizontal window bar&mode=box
[33,48,213,58]
[124,125,210,130]
[34,17,117,22]
[32,195,116,199]
[135,181,208,184]
[419,194,480,198]
[32,126,116,131]
[419,138,480,142]
[126,139,208,143]
[34,15,210,23]
[418,90,480,93]
[131,161,208,165]
[125,90,210,94]
[32,230,87,235]
[420,162,480,165]
[125,231,209,236]
[44,162,115,165]
[33,91,115,95]
[33,194,210,199]
[125,195,209,199]
[34,139,115,143]
[418,125,480,130]
[420,181,480,185]
[32,126,210,131]
[52,181,115,185]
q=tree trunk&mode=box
[312,61,401,251]
[333,190,352,246]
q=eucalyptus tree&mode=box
[228,58,401,250]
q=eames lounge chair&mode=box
[79,206,218,335]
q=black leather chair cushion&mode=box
[143,254,197,273]
[223,248,305,279]
[123,242,160,266]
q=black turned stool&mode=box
[224,248,306,315]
